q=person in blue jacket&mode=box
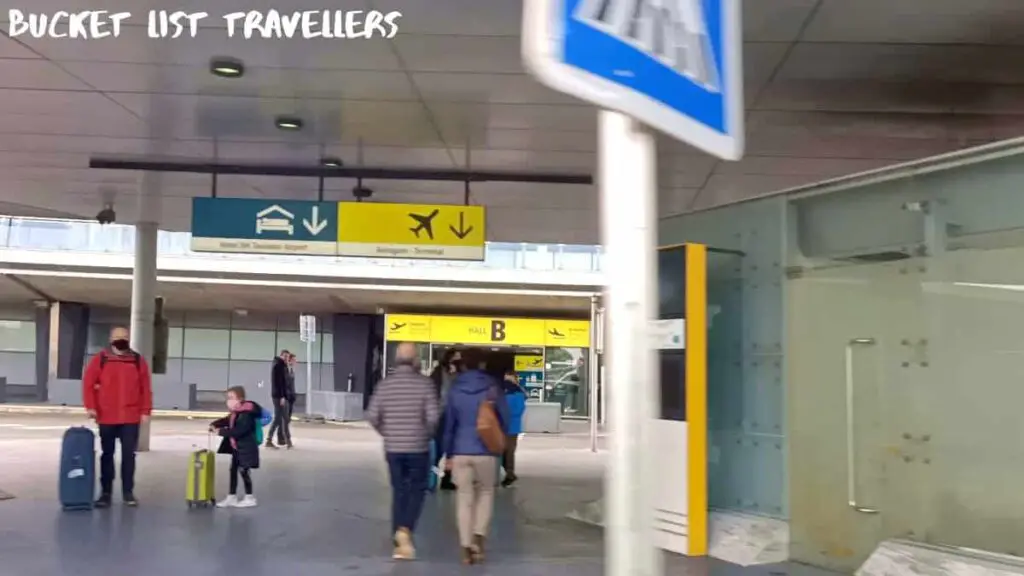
[500,369,527,487]
[441,348,510,565]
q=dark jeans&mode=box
[98,423,140,497]
[267,399,292,445]
[502,434,519,475]
[386,451,430,533]
[229,453,253,495]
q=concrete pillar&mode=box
[34,301,90,402]
[130,221,158,452]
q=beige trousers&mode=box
[451,455,498,547]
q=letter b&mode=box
[490,320,506,342]
[8,10,28,37]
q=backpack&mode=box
[476,389,506,455]
[253,407,272,444]
[100,351,141,372]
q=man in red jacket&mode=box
[81,326,153,508]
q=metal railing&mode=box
[0,216,604,273]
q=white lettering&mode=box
[8,10,131,39]
[219,10,401,39]
[147,11,206,39]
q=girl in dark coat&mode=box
[210,385,263,508]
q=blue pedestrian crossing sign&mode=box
[523,0,744,160]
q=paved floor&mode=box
[0,415,836,575]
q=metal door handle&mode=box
[846,337,879,514]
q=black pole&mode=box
[89,157,594,185]
[211,173,218,198]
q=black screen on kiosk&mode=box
[657,246,687,422]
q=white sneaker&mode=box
[235,495,258,508]
[215,495,238,508]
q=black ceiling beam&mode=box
[89,157,593,185]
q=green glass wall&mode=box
[659,196,788,518]
[787,151,1024,571]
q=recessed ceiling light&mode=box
[209,57,244,78]
[320,156,343,167]
[274,116,303,131]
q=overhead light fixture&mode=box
[209,57,244,78]
[274,116,303,131]
[320,156,343,167]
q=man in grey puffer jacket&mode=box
[366,342,439,561]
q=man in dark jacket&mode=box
[266,349,292,449]
[441,348,510,563]
[81,325,153,508]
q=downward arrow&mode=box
[449,212,474,240]
[302,206,328,236]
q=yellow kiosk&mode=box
[653,243,708,557]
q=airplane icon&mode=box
[390,322,406,331]
[409,209,440,240]
[548,328,565,338]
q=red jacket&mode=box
[82,350,153,425]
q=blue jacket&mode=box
[505,387,527,436]
[442,370,510,457]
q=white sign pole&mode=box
[600,110,661,576]
[299,315,316,417]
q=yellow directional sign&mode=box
[336,202,486,260]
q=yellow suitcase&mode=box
[186,444,216,508]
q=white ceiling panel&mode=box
[58,62,418,100]
[412,72,580,106]
[803,0,1024,45]
[2,1,1024,237]
[0,58,93,90]
[394,35,522,74]
[382,0,521,36]
[741,0,821,42]
[0,35,40,59]
[780,43,1024,84]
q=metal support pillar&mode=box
[130,221,158,452]
[599,110,661,576]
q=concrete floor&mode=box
[0,415,835,575]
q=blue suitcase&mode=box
[59,427,96,511]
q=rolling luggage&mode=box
[427,439,440,492]
[59,426,96,511]
[186,436,216,508]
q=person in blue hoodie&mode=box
[441,348,510,565]
[500,369,527,487]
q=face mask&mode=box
[111,339,129,352]
[227,398,239,410]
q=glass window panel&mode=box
[543,346,587,417]
[167,326,184,358]
[87,322,112,354]
[182,328,230,359]
[229,330,276,361]
[0,319,35,352]
[276,331,322,363]
[320,333,334,363]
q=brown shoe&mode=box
[460,547,475,565]
[470,534,486,563]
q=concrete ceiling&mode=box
[2,0,1024,245]
[0,273,593,315]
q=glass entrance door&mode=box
[787,259,923,572]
